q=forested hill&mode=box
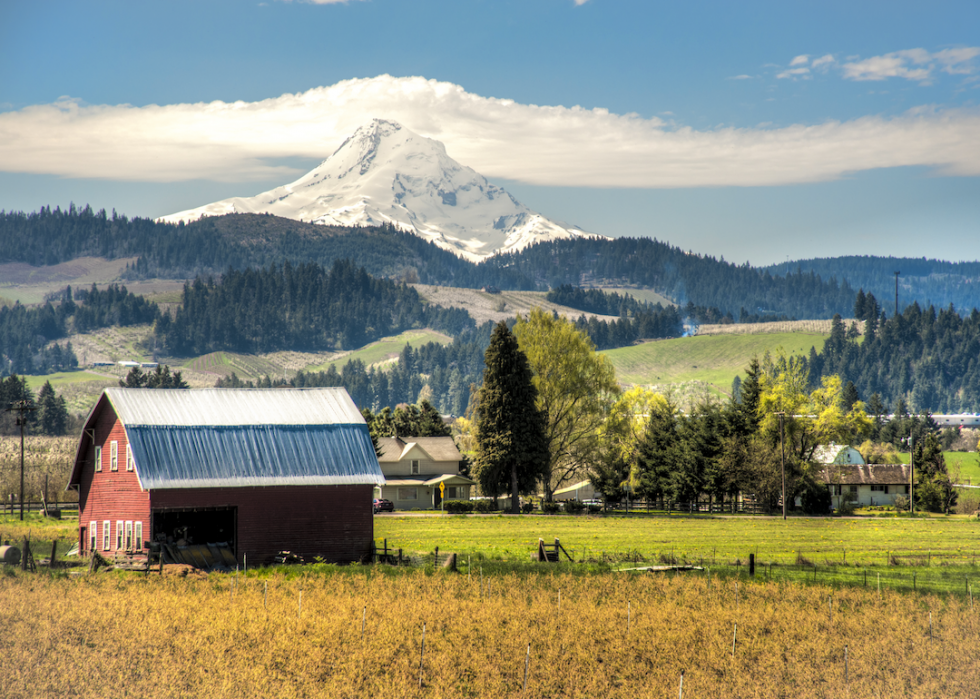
[0,205,534,289]
[488,237,857,319]
[8,205,974,320]
[764,256,980,313]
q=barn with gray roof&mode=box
[67,387,384,566]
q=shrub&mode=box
[521,503,535,514]
[540,501,561,514]
[564,500,586,514]
[893,495,909,514]
[587,504,603,514]
[473,499,496,513]
[443,500,474,514]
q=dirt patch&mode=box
[411,284,618,325]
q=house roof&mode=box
[813,444,866,465]
[69,388,384,490]
[377,436,462,463]
[384,475,476,487]
[554,480,594,496]
[819,464,911,485]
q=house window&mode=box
[89,522,97,552]
[94,445,102,472]
[116,520,124,550]
[847,485,858,494]
[102,521,111,551]
[870,485,885,492]
[125,521,134,550]
[134,522,143,551]
[399,487,418,500]
[126,445,135,472]
[411,460,421,475]
[110,441,118,471]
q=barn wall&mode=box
[150,485,375,565]
[77,404,151,553]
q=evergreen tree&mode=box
[475,322,549,514]
[36,380,69,436]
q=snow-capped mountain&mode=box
[157,119,595,261]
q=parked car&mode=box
[373,498,394,514]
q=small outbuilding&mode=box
[67,387,384,566]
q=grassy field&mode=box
[601,331,830,395]
[305,329,453,373]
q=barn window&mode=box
[110,441,118,471]
[89,522,97,552]
[399,487,418,500]
[94,446,102,472]
[126,445,135,472]
[125,521,134,550]
[134,522,143,551]
[411,460,421,475]
[116,520,124,550]
[102,521,111,551]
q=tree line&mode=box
[0,375,71,436]
[1,205,906,318]
[469,315,958,516]
[807,292,980,413]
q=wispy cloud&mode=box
[843,47,980,83]
[1,75,979,188]
[777,47,980,84]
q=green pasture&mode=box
[24,371,107,390]
[306,329,452,373]
[601,331,829,394]
[597,286,675,307]
[375,513,979,568]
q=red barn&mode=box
[67,387,384,566]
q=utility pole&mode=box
[6,400,37,521]
[909,432,914,517]
[776,411,787,520]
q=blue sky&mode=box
[1,0,979,265]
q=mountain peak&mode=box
[158,121,595,261]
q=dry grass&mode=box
[697,318,863,336]
[1,569,977,698]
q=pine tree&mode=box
[475,322,549,514]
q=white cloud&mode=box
[789,55,810,67]
[811,54,836,70]
[574,0,590,5]
[1,75,979,189]
[776,67,810,80]
[842,47,979,83]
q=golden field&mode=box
[1,568,978,698]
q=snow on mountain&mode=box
[157,119,596,261]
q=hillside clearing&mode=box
[602,331,830,396]
[411,284,618,325]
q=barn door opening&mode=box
[152,506,237,569]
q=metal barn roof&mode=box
[70,388,384,490]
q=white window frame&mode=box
[89,522,97,552]
[398,487,418,500]
[110,441,118,471]
[125,521,134,550]
[410,459,421,475]
[116,520,124,550]
[126,445,135,472]
[94,445,102,472]
[134,522,143,551]
[102,521,111,551]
